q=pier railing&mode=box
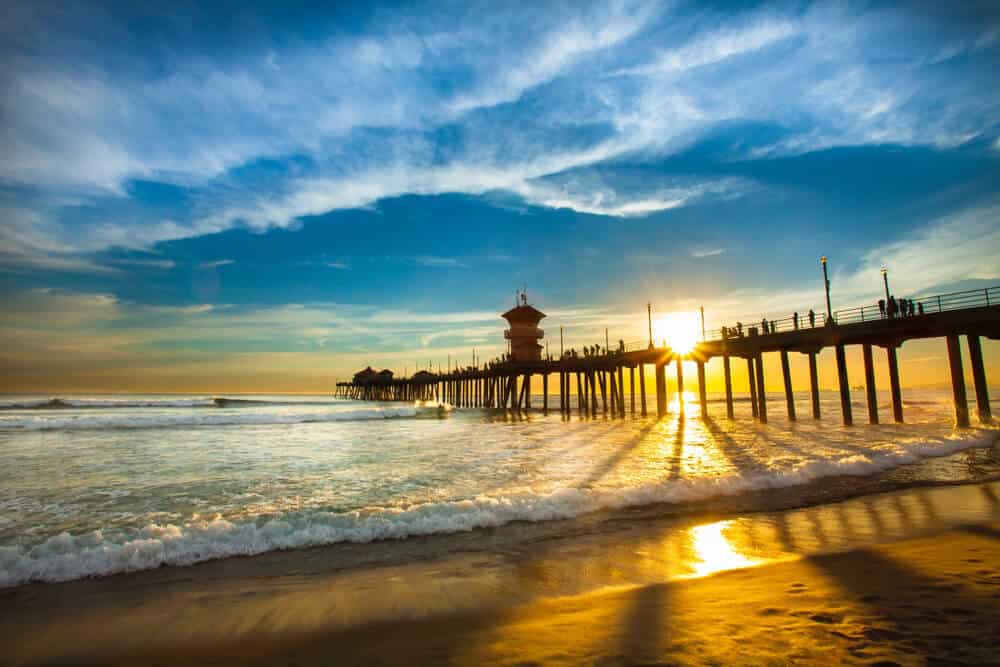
[702,285,999,342]
[829,286,998,326]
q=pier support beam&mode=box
[808,352,821,419]
[655,362,667,417]
[676,358,685,416]
[542,373,548,415]
[639,365,647,416]
[589,371,598,417]
[946,334,970,427]
[780,350,796,421]
[887,346,903,423]
[723,355,734,419]
[754,354,767,423]
[835,344,853,426]
[747,357,758,419]
[697,361,707,417]
[862,344,878,425]
[599,372,608,415]
[629,367,636,415]
[618,366,626,418]
[608,370,618,417]
[967,335,992,424]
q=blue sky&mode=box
[1,0,999,391]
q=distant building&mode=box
[352,366,377,384]
[502,291,545,362]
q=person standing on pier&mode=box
[808,310,815,327]
[793,312,799,330]
[879,299,886,319]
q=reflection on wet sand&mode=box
[6,480,1000,667]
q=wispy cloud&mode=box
[689,247,726,258]
[2,0,996,267]
[108,257,176,269]
[197,259,235,269]
[411,255,467,269]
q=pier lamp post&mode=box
[647,303,654,349]
[821,256,832,324]
[560,326,564,358]
[881,266,890,303]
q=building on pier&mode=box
[353,367,377,384]
[502,291,546,362]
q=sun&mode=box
[653,311,700,353]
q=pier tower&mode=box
[502,291,545,361]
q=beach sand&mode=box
[3,481,1000,666]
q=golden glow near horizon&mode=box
[653,312,700,354]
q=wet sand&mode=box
[3,481,1000,666]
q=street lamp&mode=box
[647,302,654,349]
[821,256,832,324]
[880,266,890,303]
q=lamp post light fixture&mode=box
[821,255,832,324]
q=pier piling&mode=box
[639,365,648,416]
[862,343,878,425]
[780,350,795,421]
[835,344,853,426]
[754,353,767,423]
[946,334,970,427]
[676,357,685,416]
[697,361,707,417]
[808,352,820,419]
[723,354,734,419]
[655,362,667,417]
[967,335,992,424]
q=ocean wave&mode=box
[0,396,347,410]
[0,404,443,431]
[1,429,994,588]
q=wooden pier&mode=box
[336,286,999,427]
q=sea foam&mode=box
[1,428,994,588]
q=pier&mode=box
[336,286,999,427]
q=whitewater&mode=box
[0,390,996,588]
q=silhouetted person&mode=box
[878,299,885,318]
[808,310,815,327]
[918,302,924,315]
[888,295,897,318]
[736,322,743,337]
[761,318,768,334]
[793,312,799,329]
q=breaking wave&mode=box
[0,396,340,410]
[1,429,994,588]
[0,404,444,431]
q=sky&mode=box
[1,0,999,393]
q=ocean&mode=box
[1,388,997,588]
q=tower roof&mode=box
[502,303,546,323]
